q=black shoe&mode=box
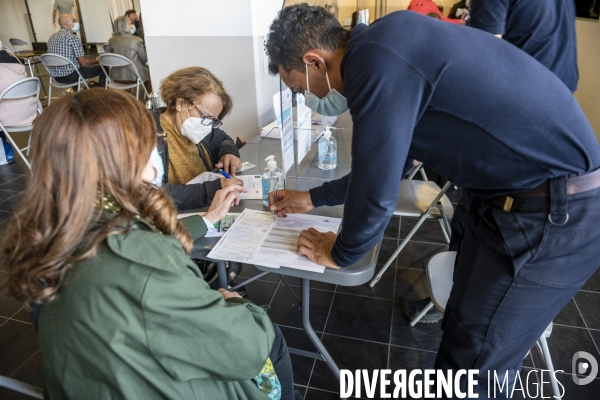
[294,389,304,400]
[403,298,443,324]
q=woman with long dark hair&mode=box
[2,89,297,400]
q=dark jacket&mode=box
[152,109,240,210]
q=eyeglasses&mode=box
[187,99,223,129]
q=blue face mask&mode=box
[149,147,164,187]
[131,25,136,35]
[304,63,348,116]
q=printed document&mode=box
[247,213,341,273]
[207,209,279,265]
[207,209,341,273]
[186,172,262,200]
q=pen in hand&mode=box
[220,169,232,179]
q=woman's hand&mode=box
[204,185,246,224]
[218,288,242,300]
[220,176,244,190]
[216,154,242,176]
[269,189,314,217]
[296,228,340,269]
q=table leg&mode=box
[217,261,228,289]
[301,278,340,382]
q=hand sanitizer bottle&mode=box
[318,126,337,170]
[262,155,284,207]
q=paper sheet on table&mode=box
[186,172,262,200]
[207,209,280,266]
[273,88,294,174]
[237,162,257,172]
[176,212,240,237]
[247,213,342,273]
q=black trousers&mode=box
[435,179,600,398]
[270,323,295,400]
[55,65,105,86]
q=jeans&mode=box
[55,65,105,86]
[435,178,600,399]
[270,323,295,400]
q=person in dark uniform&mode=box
[469,0,579,92]
[413,0,583,324]
[265,5,600,397]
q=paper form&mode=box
[207,209,280,266]
[273,88,295,174]
[186,172,262,200]
[295,93,312,164]
[247,213,342,273]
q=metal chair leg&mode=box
[0,376,43,399]
[370,213,429,288]
[409,301,434,326]
[538,335,562,399]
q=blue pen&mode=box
[220,169,232,179]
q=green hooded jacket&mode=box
[38,215,274,400]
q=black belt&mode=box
[492,168,600,212]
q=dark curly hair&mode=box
[267,3,350,75]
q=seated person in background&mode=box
[47,14,105,86]
[0,44,42,130]
[156,67,244,210]
[107,16,152,93]
[1,89,298,400]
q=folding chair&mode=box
[39,54,91,105]
[0,375,43,398]
[0,77,42,169]
[412,251,562,399]
[7,39,48,99]
[99,53,148,100]
[369,163,453,287]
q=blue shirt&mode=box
[469,0,579,92]
[309,12,600,267]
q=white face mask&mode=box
[72,22,80,33]
[180,106,212,144]
[149,147,164,187]
[304,63,348,116]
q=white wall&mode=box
[574,19,600,144]
[0,0,33,50]
[140,0,282,142]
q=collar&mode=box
[350,23,368,39]
[60,27,72,34]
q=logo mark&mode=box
[572,351,598,385]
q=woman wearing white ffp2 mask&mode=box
[154,67,245,210]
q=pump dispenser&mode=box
[318,125,337,170]
[262,155,285,206]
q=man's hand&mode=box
[204,185,246,224]
[216,154,242,177]
[269,189,314,217]
[218,288,242,300]
[296,228,339,269]
[220,176,244,190]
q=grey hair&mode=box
[113,16,132,35]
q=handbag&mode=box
[193,259,244,290]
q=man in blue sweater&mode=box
[266,4,600,397]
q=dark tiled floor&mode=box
[1,144,600,398]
